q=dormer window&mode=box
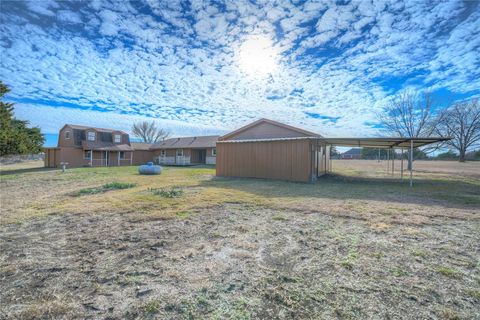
[114,134,121,143]
[64,131,71,139]
[87,131,96,141]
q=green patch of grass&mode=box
[149,186,184,198]
[117,274,144,286]
[437,266,463,279]
[340,252,358,270]
[411,249,429,259]
[272,215,288,221]
[176,211,192,219]
[339,235,360,270]
[391,267,409,277]
[72,182,136,196]
[143,300,161,314]
[438,307,461,320]
[371,252,383,259]
[465,289,480,299]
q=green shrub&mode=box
[103,182,136,190]
[149,187,184,198]
[72,182,136,196]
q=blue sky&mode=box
[1,0,479,146]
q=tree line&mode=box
[378,91,480,162]
[0,81,44,156]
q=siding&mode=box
[216,140,313,182]
[132,150,154,165]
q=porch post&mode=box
[130,151,133,165]
[90,150,93,167]
[118,151,120,166]
[409,139,414,187]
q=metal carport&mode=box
[319,137,450,186]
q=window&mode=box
[160,150,166,156]
[84,150,92,159]
[114,134,121,143]
[119,151,125,159]
[176,149,183,156]
[212,148,216,156]
[64,131,71,139]
[87,131,96,141]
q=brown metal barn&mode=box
[216,119,330,182]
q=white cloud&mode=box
[56,10,82,24]
[1,0,479,139]
[25,0,59,17]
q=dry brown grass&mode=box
[0,160,479,319]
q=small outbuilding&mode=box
[216,119,331,182]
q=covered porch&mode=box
[82,141,135,167]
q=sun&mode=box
[237,35,279,77]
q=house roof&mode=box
[219,118,321,141]
[64,124,128,135]
[343,148,362,155]
[82,141,134,151]
[131,142,153,151]
[150,135,219,149]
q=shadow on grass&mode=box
[201,173,480,209]
[0,167,58,176]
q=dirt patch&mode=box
[1,204,478,319]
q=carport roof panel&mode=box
[218,136,449,148]
[322,137,449,148]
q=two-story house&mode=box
[44,124,152,168]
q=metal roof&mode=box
[131,142,153,151]
[219,118,321,141]
[218,136,449,148]
[64,124,128,135]
[82,141,134,151]
[150,135,219,149]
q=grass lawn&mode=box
[0,160,479,319]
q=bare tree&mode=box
[378,90,437,137]
[436,98,480,162]
[377,90,439,169]
[132,121,170,143]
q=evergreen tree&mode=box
[0,81,44,156]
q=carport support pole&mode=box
[391,147,394,176]
[409,140,413,187]
[386,148,390,174]
[401,149,404,180]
